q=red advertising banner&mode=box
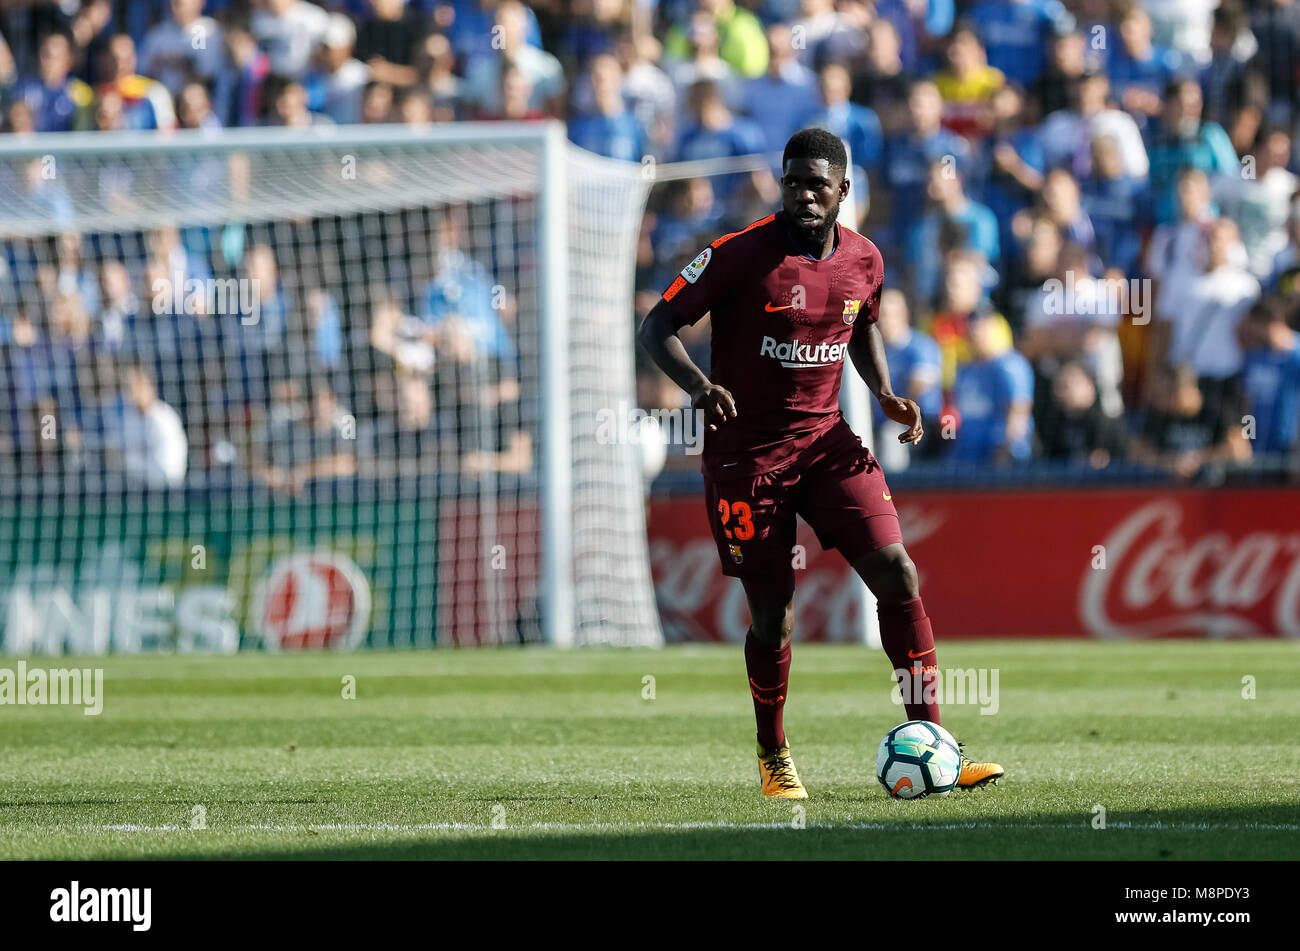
[648,488,1300,641]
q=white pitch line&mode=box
[74,820,1300,834]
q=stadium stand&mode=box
[0,0,1297,496]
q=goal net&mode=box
[0,123,662,652]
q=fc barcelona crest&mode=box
[728,544,743,565]
[842,299,861,324]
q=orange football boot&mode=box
[957,743,1005,789]
[757,742,808,798]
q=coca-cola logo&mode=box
[650,493,1300,642]
[1081,500,1300,639]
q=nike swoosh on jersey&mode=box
[764,302,793,311]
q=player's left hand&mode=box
[879,395,923,446]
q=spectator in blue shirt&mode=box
[882,80,971,245]
[11,32,93,132]
[1266,204,1300,294]
[1240,299,1300,455]
[1032,30,1094,119]
[976,84,1046,263]
[0,309,47,424]
[651,177,723,282]
[1146,77,1239,224]
[850,17,912,133]
[875,287,943,430]
[1034,167,1097,262]
[442,0,543,69]
[559,1,621,62]
[568,54,650,163]
[139,0,228,99]
[907,161,1000,303]
[1081,134,1150,274]
[422,214,516,366]
[807,61,883,172]
[742,22,820,155]
[1038,71,1151,182]
[303,13,371,125]
[307,290,343,371]
[804,62,882,218]
[460,0,564,117]
[874,0,955,74]
[237,243,287,358]
[674,80,766,198]
[1107,6,1187,126]
[11,155,76,226]
[1199,5,1253,130]
[967,0,1075,87]
[951,311,1036,461]
[1247,0,1300,119]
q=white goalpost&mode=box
[0,122,662,652]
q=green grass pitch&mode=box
[1,641,1297,860]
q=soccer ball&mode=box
[876,720,962,799]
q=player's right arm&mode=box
[637,244,739,431]
[637,301,736,431]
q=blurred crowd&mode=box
[0,0,1298,485]
[0,210,532,489]
[624,0,1300,479]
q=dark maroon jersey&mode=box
[660,211,884,478]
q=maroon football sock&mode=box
[878,597,941,725]
[744,629,791,750]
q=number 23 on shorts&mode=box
[717,499,755,540]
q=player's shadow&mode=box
[135,802,1300,861]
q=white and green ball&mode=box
[876,720,962,799]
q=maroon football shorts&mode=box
[702,418,903,595]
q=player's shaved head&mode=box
[782,128,847,175]
[781,129,849,257]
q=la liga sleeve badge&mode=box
[681,246,712,283]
